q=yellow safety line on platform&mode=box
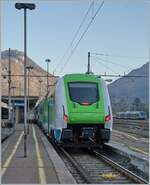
[2,131,24,176]
[32,124,47,184]
[128,146,148,155]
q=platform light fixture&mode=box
[15,2,36,158]
[45,59,51,96]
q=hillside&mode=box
[1,49,58,97]
[108,63,149,113]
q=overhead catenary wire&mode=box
[91,55,132,70]
[91,52,148,60]
[53,1,94,74]
[1,74,59,78]
[91,55,118,74]
[57,0,105,75]
[1,73,148,78]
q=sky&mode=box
[1,0,149,80]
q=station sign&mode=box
[14,102,24,107]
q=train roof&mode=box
[61,73,105,84]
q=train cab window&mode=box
[68,82,99,104]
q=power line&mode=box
[97,74,149,78]
[90,56,149,78]
[92,55,118,74]
[1,74,148,79]
[53,1,94,74]
[1,74,59,78]
[91,55,132,70]
[1,73,148,78]
[91,52,148,60]
[58,0,105,74]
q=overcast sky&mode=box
[1,0,149,79]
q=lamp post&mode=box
[45,59,51,96]
[45,59,51,134]
[39,79,42,97]
[15,3,36,158]
[26,65,33,134]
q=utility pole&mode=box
[8,48,12,121]
[45,59,51,134]
[11,86,16,128]
[39,79,42,97]
[26,65,33,134]
[45,59,51,96]
[87,52,90,74]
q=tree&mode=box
[131,97,145,111]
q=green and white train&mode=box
[35,73,113,147]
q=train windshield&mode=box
[68,82,99,104]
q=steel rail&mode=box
[59,147,92,184]
[49,140,91,184]
[40,126,148,184]
[52,140,148,184]
[114,122,148,128]
[113,118,148,124]
[93,150,148,184]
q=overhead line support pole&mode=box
[8,48,12,121]
[45,59,51,134]
[87,52,90,74]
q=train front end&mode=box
[55,74,113,147]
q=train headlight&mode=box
[105,115,111,123]
[63,114,68,122]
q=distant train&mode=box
[115,111,147,120]
[35,73,113,147]
[1,102,14,141]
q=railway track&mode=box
[113,118,149,128]
[53,144,148,184]
[113,118,149,138]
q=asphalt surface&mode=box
[111,129,149,156]
[1,124,75,184]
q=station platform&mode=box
[2,124,76,184]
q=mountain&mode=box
[1,49,58,97]
[108,63,149,113]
